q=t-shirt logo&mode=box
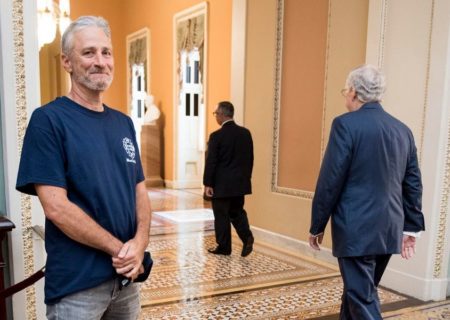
[123,137,136,163]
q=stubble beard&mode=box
[76,72,113,91]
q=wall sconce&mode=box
[38,0,71,50]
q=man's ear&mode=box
[61,53,72,73]
[349,87,358,101]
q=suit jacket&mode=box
[310,102,425,257]
[203,120,253,198]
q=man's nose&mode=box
[93,52,107,67]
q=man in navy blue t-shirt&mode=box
[16,16,151,319]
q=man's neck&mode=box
[221,118,234,126]
[67,85,104,112]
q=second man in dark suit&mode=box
[309,65,425,319]
[203,101,254,257]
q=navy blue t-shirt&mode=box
[16,97,145,304]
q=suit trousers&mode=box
[211,196,253,252]
[337,254,391,320]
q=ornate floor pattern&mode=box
[383,300,450,319]
[140,268,408,319]
[141,188,439,319]
[141,232,339,306]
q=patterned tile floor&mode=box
[143,188,447,319]
[383,300,450,319]
[140,277,409,319]
[141,232,339,306]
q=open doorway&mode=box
[172,3,208,189]
[126,28,150,152]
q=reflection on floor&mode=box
[141,188,449,319]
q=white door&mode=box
[177,49,205,188]
[130,64,146,150]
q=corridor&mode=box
[139,188,449,319]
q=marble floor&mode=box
[141,188,449,319]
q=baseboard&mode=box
[381,266,449,301]
[447,278,450,297]
[251,226,338,267]
[164,179,202,189]
[145,176,164,188]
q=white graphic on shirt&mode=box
[122,137,136,163]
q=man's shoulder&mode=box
[224,121,251,132]
[333,105,413,138]
[104,104,129,118]
[29,98,65,123]
[383,111,411,131]
[37,97,64,111]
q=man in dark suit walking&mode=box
[204,101,254,257]
[309,65,425,319]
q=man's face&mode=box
[342,87,358,112]
[62,26,114,92]
[213,106,225,125]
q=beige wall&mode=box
[277,0,329,191]
[245,0,311,240]
[244,0,368,245]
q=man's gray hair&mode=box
[61,16,111,56]
[346,64,386,103]
[218,101,234,118]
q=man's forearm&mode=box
[134,181,151,250]
[36,185,123,257]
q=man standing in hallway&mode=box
[204,101,254,257]
[309,65,425,319]
[16,16,151,319]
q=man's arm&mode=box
[310,117,352,241]
[401,235,417,259]
[308,233,324,251]
[402,138,425,233]
[113,181,151,279]
[203,133,219,188]
[400,135,425,259]
[35,184,123,257]
[204,186,214,197]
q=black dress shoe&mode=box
[241,236,254,257]
[208,247,231,255]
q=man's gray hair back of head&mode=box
[61,16,111,56]
[346,64,386,103]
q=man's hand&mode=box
[112,239,146,280]
[205,186,214,197]
[309,233,324,251]
[401,235,416,259]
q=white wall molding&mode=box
[381,266,449,301]
[0,0,46,318]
